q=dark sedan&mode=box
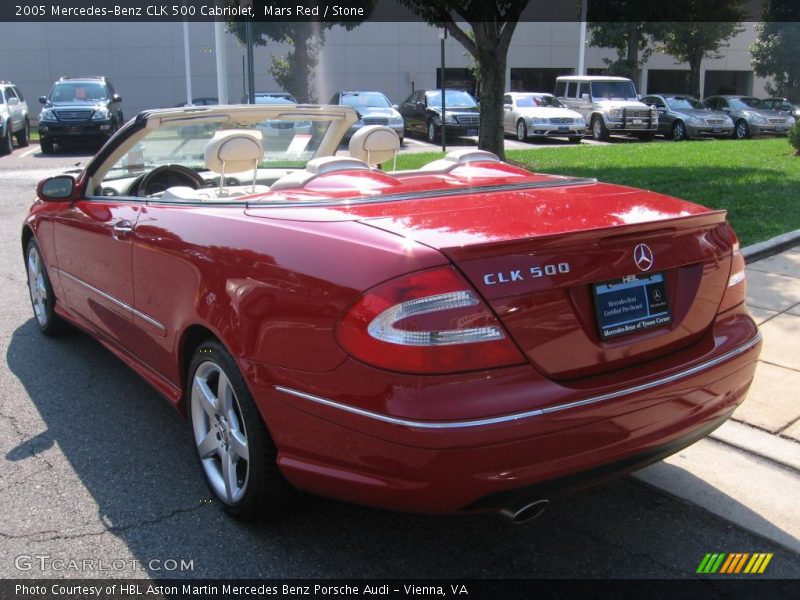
[397,89,479,143]
[642,95,734,140]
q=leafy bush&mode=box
[790,119,800,156]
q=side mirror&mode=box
[503,103,512,110]
[112,94,122,103]
[39,96,47,104]
[581,93,590,101]
[7,97,19,106]
[416,101,425,109]
[392,104,400,111]
[37,175,76,201]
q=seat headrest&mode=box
[419,149,501,172]
[305,156,370,174]
[348,125,400,166]
[205,129,263,175]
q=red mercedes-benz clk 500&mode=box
[23,105,760,521]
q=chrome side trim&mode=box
[274,332,761,430]
[53,268,167,333]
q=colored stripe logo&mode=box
[697,552,773,574]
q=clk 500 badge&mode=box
[483,262,571,285]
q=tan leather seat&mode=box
[348,125,400,168]
[270,156,370,191]
[204,129,264,194]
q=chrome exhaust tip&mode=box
[503,499,550,524]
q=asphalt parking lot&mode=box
[1,139,799,581]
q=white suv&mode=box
[555,76,658,141]
[0,81,30,155]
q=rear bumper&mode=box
[247,310,760,514]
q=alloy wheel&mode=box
[517,120,527,141]
[673,121,686,141]
[736,121,749,139]
[427,121,437,143]
[191,361,250,504]
[27,245,48,327]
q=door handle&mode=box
[113,220,133,238]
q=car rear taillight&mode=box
[718,242,747,314]
[336,266,525,373]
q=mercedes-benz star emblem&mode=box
[633,243,654,272]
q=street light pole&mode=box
[439,27,447,153]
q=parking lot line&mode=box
[19,145,40,158]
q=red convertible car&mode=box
[23,105,760,522]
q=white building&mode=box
[0,21,769,117]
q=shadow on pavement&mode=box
[5,319,799,578]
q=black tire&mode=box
[1,124,12,155]
[672,120,687,141]
[591,116,609,141]
[16,120,30,147]
[40,136,54,154]
[516,119,528,142]
[187,339,293,519]
[733,119,751,140]
[427,120,439,143]
[25,238,69,336]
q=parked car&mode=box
[174,97,219,107]
[703,95,795,139]
[502,92,585,142]
[24,104,760,521]
[38,76,123,153]
[330,90,404,143]
[0,81,30,154]
[242,91,296,104]
[397,89,479,143]
[641,94,734,140]
[555,75,658,141]
[759,97,800,119]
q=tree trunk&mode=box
[626,23,641,88]
[474,28,506,160]
[687,49,703,99]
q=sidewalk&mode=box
[634,243,800,554]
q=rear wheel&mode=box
[516,119,528,141]
[591,116,609,141]
[16,120,30,147]
[733,119,751,140]
[188,340,292,519]
[672,120,687,141]
[26,239,69,336]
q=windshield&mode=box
[730,97,769,110]
[50,82,107,102]
[666,97,706,110]
[102,116,333,187]
[516,94,563,108]
[590,81,637,100]
[427,90,477,109]
[341,92,391,109]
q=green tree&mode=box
[228,2,376,103]
[398,1,531,159]
[751,1,800,99]
[651,1,746,98]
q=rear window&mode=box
[340,92,391,108]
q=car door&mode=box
[4,87,22,132]
[52,196,141,347]
[399,92,418,132]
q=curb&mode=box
[742,229,800,264]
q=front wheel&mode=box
[188,340,292,519]
[40,136,54,153]
[427,120,439,143]
[672,120,687,141]
[16,120,30,147]
[733,119,751,140]
[591,116,609,141]
[1,124,12,155]
[516,119,528,141]
[26,239,69,336]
